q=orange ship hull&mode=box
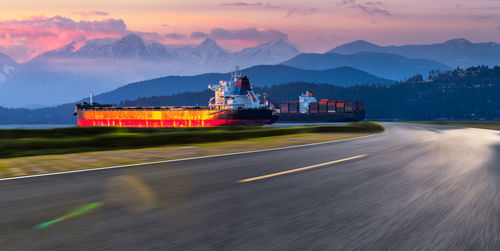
[76,108,276,127]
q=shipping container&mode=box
[281,103,289,113]
[328,101,336,113]
[319,103,328,113]
[275,93,364,122]
[309,102,319,114]
[289,102,298,114]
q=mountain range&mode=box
[0,36,499,108]
[281,51,451,80]
[0,34,301,107]
[0,52,18,83]
[120,66,500,121]
[93,65,393,105]
[32,34,300,70]
[329,38,500,68]
[2,66,497,124]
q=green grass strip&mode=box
[0,122,385,159]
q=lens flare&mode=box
[35,202,102,229]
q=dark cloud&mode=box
[200,28,287,41]
[164,33,187,40]
[340,0,392,16]
[190,31,209,39]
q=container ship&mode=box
[74,71,278,127]
[274,91,365,122]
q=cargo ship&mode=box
[274,91,365,122]
[74,71,278,127]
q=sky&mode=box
[1,0,500,62]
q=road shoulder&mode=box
[0,132,377,179]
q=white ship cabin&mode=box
[208,74,262,110]
[299,91,318,114]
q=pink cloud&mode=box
[220,2,264,7]
[219,2,279,8]
[72,10,110,17]
[190,28,287,42]
[0,16,127,62]
[219,2,318,17]
[340,0,393,16]
[285,8,318,17]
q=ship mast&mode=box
[232,66,241,82]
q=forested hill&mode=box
[94,65,394,104]
[0,66,499,123]
[121,66,500,120]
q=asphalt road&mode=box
[1,123,500,250]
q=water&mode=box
[0,123,348,129]
[0,124,76,129]
[266,122,350,127]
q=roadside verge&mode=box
[0,123,384,178]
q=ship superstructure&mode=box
[298,91,317,114]
[209,69,262,110]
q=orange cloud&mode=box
[0,16,127,62]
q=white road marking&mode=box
[237,154,367,183]
[0,132,385,182]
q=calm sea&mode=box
[0,123,348,129]
[0,124,76,129]
[266,122,349,127]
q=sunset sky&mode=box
[1,0,500,62]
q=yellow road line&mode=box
[237,154,367,183]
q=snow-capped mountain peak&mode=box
[0,52,18,83]
[111,33,149,59]
[194,38,224,53]
[235,39,300,65]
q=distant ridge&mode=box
[329,38,500,67]
[94,64,394,104]
[281,51,451,80]
[1,66,498,124]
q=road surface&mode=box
[1,123,500,250]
